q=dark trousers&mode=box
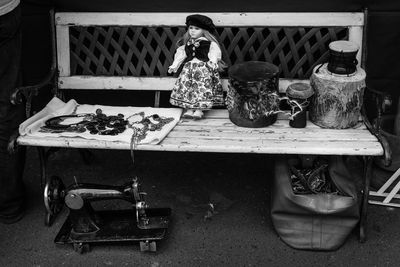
[0,5,26,218]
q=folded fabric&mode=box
[19,97,183,145]
[19,97,78,135]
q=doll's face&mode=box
[188,25,204,39]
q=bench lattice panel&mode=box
[69,26,347,79]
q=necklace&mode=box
[127,112,175,167]
[41,109,128,135]
[127,112,174,143]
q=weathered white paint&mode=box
[167,127,377,141]
[56,25,70,76]
[348,26,364,66]
[368,200,400,208]
[56,12,364,27]
[383,180,400,204]
[17,108,383,156]
[369,187,400,207]
[376,167,400,194]
[58,76,176,90]
[58,76,309,93]
[368,167,400,209]
[370,191,400,199]
[17,133,383,156]
[178,113,366,127]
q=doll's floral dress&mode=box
[169,37,224,109]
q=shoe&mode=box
[0,209,25,224]
[192,110,204,120]
[182,109,194,119]
[0,199,26,225]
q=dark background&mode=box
[20,0,400,108]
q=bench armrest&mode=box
[10,67,57,105]
[361,86,392,165]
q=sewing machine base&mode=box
[54,208,171,253]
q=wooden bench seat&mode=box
[18,110,383,155]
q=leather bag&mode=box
[271,156,360,251]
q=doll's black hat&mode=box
[186,14,215,32]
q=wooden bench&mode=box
[12,10,385,242]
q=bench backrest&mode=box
[55,12,365,106]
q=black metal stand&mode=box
[55,208,171,253]
[359,156,373,242]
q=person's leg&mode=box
[0,5,26,224]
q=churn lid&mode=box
[286,83,314,99]
[329,40,359,53]
[228,61,279,82]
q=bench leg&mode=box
[359,156,372,243]
[38,146,63,190]
[37,147,47,191]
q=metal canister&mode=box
[286,83,314,128]
[327,40,359,75]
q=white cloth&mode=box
[19,97,183,145]
[0,0,19,16]
[19,97,78,135]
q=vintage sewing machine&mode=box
[43,176,171,253]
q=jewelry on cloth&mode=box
[43,113,93,130]
[128,112,175,167]
[128,112,174,144]
[41,108,128,135]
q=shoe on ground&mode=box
[192,110,204,120]
[0,209,25,224]
[182,109,194,118]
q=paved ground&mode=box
[1,148,400,266]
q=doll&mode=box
[168,14,225,119]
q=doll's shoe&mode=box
[192,110,204,120]
[182,109,194,118]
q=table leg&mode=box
[37,146,47,192]
[359,156,372,243]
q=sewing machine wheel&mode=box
[44,175,65,226]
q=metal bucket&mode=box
[227,61,280,128]
[327,40,359,75]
